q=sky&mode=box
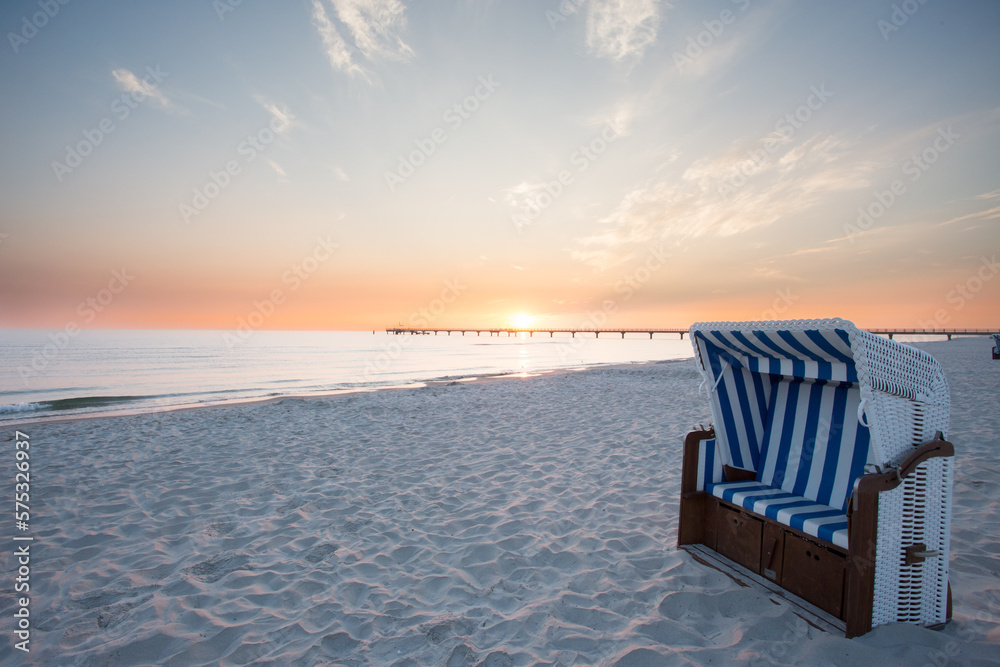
[1,0,998,332]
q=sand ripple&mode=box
[4,346,998,665]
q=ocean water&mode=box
[0,329,695,423]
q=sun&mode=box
[510,313,536,329]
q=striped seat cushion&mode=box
[707,480,849,549]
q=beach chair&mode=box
[678,318,953,637]
[992,333,1000,360]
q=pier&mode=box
[386,327,689,339]
[385,327,998,341]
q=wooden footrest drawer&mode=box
[782,533,846,618]
[716,505,763,573]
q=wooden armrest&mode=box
[681,429,716,494]
[852,439,954,499]
[723,465,756,482]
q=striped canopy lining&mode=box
[696,328,873,513]
[697,328,860,385]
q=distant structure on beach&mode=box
[385,326,999,341]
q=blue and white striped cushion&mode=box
[696,438,723,492]
[755,379,870,513]
[707,480,850,549]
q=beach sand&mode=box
[2,337,997,665]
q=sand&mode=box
[1,337,997,665]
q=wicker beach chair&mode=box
[992,333,1000,359]
[678,318,954,637]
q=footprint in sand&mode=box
[185,552,253,583]
[304,543,338,563]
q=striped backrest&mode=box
[691,321,876,511]
[755,378,871,512]
[705,360,771,471]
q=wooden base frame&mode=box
[679,429,954,638]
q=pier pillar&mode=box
[649,332,653,339]
[621,332,625,339]
[550,331,553,337]
[947,334,952,341]
[571,332,575,338]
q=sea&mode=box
[0,329,696,424]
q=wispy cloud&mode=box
[573,133,876,270]
[311,0,369,80]
[937,204,1000,227]
[112,68,172,109]
[256,98,297,133]
[671,3,781,80]
[503,181,549,211]
[784,245,835,257]
[333,0,413,62]
[750,261,804,282]
[268,160,287,178]
[585,0,663,63]
[311,0,413,81]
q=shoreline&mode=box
[0,357,693,429]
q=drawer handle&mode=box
[904,543,939,565]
